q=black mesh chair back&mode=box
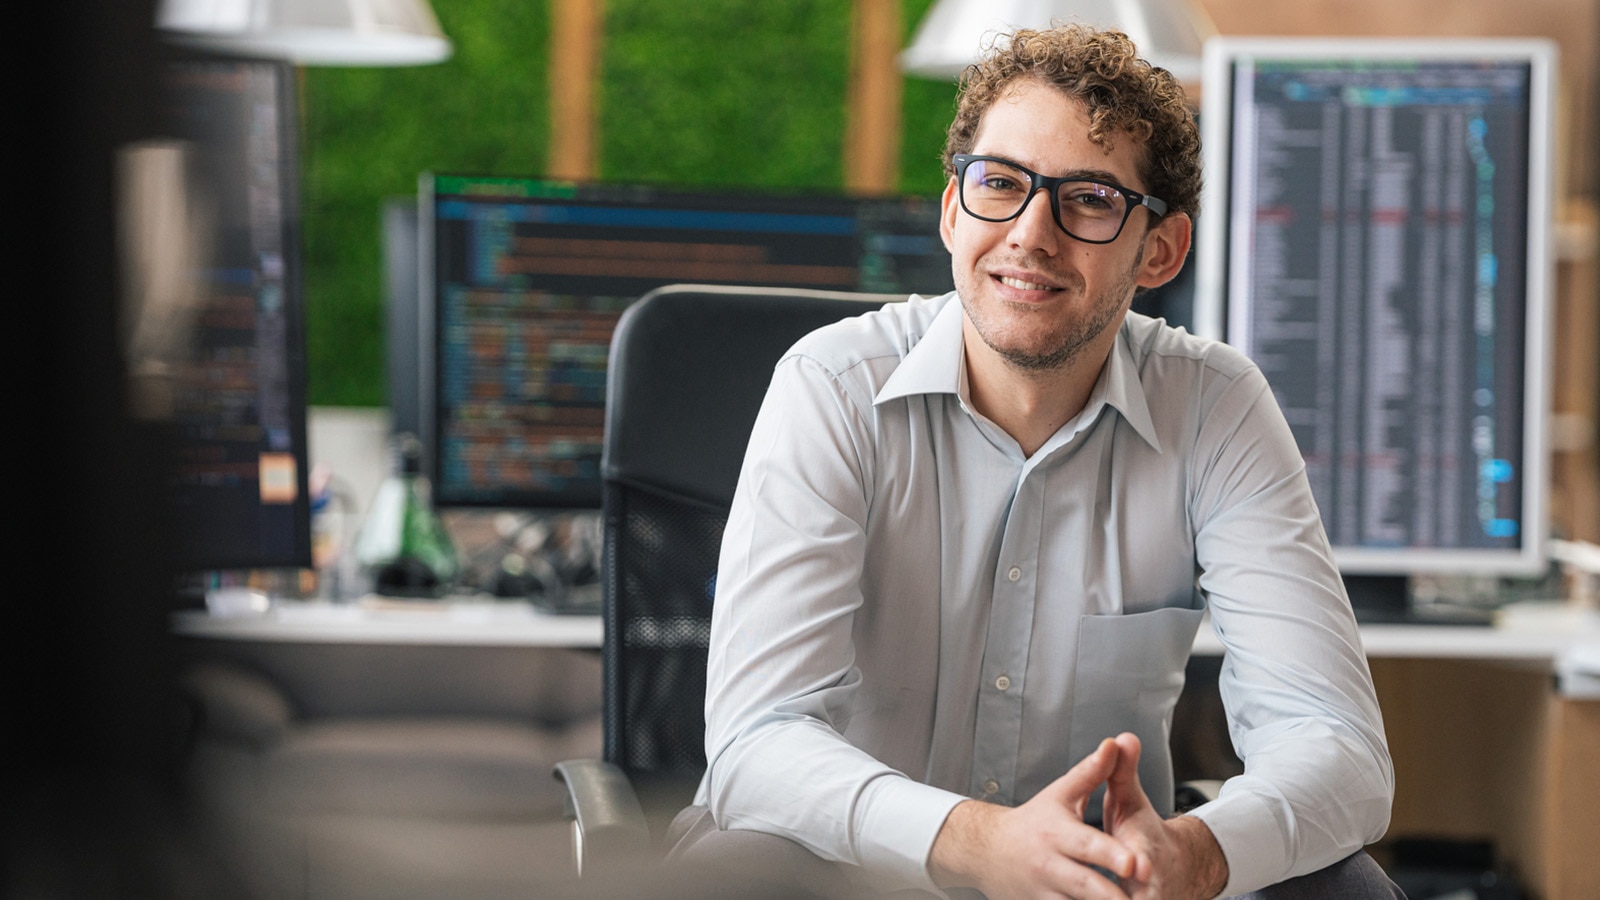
[599,284,897,829]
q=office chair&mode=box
[552,283,1224,876]
[553,284,897,874]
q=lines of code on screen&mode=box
[1228,58,1532,551]
[162,56,310,571]
[428,179,950,509]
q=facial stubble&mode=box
[960,242,1146,373]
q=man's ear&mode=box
[1135,211,1192,290]
[938,176,959,253]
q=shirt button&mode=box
[1007,566,1021,582]
[994,674,1011,691]
[984,779,1000,795]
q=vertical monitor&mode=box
[160,52,312,572]
[1195,38,1555,578]
[422,176,952,510]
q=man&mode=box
[672,25,1399,900]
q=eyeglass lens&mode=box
[960,157,1131,242]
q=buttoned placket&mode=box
[968,458,1048,805]
[962,384,1110,804]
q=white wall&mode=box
[307,405,392,530]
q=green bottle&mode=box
[354,433,459,599]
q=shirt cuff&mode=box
[1186,788,1289,897]
[852,775,969,894]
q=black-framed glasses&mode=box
[953,154,1169,245]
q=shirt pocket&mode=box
[1069,605,1204,823]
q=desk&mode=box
[1191,601,1600,663]
[1191,602,1600,900]
[172,597,603,648]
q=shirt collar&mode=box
[873,294,967,405]
[874,297,1163,454]
[1101,321,1163,453]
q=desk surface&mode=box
[174,598,1599,662]
[172,596,603,647]
[1191,601,1600,664]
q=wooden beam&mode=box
[844,0,902,196]
[1552,199,1600,543]
[1543,698,1600,900]
[548,0,603,181]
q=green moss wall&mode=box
[299,0,955,407]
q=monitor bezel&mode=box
[1193,36,1557,576]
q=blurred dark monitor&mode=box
[419,175,953,511]
[160,50,312,572]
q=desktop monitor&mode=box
[419,175,952,511]
[1194,37,1556,614]
[160,51,313,572]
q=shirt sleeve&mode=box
[699,353,968,895]
[1185,365,1395,897]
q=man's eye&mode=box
[980,176,1023,191]
[1065,189,1116,210]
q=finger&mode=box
[1042,738,1119,805]
[1046,820,1142,881]
[1039,854,1132,900]
[1102,735,1156,880]
[1107,734,1153,817]
[1108,732,1145,797]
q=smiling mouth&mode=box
[995,274,1059,292]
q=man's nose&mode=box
[1005,187,1062,255]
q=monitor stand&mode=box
[1343,574,1495,626]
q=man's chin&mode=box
[983,332,1084,371]
[997,346,1079,371]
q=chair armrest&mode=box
[553,758,651,876]
[1174,779,1224,814]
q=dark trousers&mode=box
[665,805,1407,900]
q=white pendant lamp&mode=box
[901,0,1215,84]
[157,0,453,66]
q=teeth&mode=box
[999,276,1052,291]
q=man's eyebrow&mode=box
[1060,168,1127,186]
[974,153,1136,188]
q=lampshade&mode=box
[900,0,1215,84]
[157,0,452,66]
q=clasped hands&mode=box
[929,733,1228,900]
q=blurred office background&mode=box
[9,1,1600,898]
[293,0,1599,552]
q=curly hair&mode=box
[943,25,1202,220]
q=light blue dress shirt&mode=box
[695,292,1393,896]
